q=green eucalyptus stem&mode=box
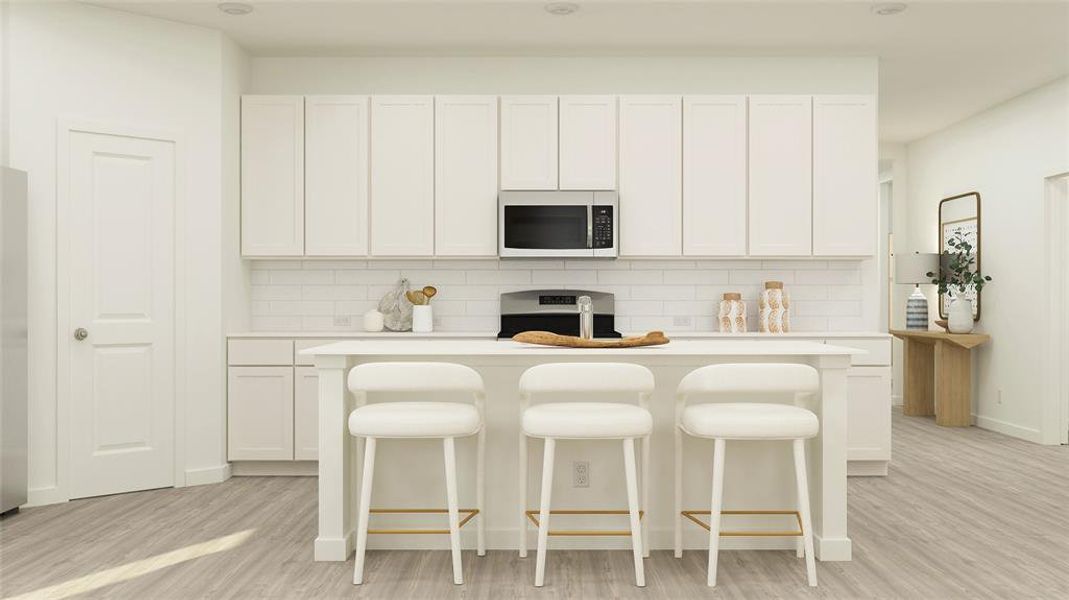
[925,230,992,297]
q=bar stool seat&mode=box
[681,403,818,440]
[349,402,481,438]
[522,402,653,439]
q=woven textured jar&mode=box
[758,281,791,333]
[718,292,747,332]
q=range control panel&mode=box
[592,206,614,249]
[539,295,577,306]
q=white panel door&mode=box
[500,96,558,190]
[370,96,435,256]
[748,95,812,256]
[435,96,499,256]
[294,366,319,461]
[813,95,877,256]
[228,367,294,461]
[241,95,304,256]
[559,95,617,190]
[683,96,748,256]
[67,130,175,498]
[305,96,370,256]
[846,366,892,462]
[618,96,682,256]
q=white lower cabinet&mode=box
[227,366,295,461]
[294,367,319,461]
[846,366,892,473]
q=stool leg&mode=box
[353,437,376,585]
[476,427,487,557]
[519,433,528,558]
[641,434,651,559]
[443,437,463,585]
[707,438,726,587]
[534,437,555,587]
[674,426,683,559]
[793,438,817,587]
[623,438,646,587]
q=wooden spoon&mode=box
[405,290,427,305]
[422,286,437,302]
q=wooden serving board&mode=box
[512,330,670,348]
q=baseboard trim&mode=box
[892,394,903,407]
[232,461,317,476]
[26,486,68,507]
[185,464,232,487]
[848,460,889,476]
[973,414,1043,443]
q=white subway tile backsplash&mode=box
[248,259,871,333]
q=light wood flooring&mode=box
[2,409,1067,599]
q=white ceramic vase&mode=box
[947,297,974,333]
[412,305,433,333]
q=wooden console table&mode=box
[890,330,991,427]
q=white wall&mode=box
[905,77,1069,442]
[7,2,236,502]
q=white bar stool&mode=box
[517,362,654,588]
[347,362,486,586]
[673,363,820,587]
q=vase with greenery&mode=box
[926,231,991,332]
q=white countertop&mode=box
[299,338,860,357]
[229,330,890,339]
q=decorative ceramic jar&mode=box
[412,305,434,333]
[759,281,790,334]
[363,309,385,332]
[718,292,747,333]
[948,297,974,333]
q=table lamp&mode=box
[895,252,939,330]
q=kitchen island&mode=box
[303,339,857,563]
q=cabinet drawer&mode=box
[228,339,294,366]
[827,338,891,366]
[294,339,335,366]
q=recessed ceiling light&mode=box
[871,3,908,16]
[218,2,254,16]
[545,2,580,16]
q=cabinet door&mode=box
[241,96,303,256]
[748,95,812,256]
[435,96,499,256]
[683,96,747,256]
[559,95,617,190]
[305,96,370,256]
[294,366,319,461]
[370,96,435,256]
[846,366,892,462]
[813,95,877,256]
[228,366,294,461]
[618,96,682,256]
[500,96,558,190]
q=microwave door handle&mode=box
[585,204,594,249]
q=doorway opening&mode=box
[1044,172,1069,445]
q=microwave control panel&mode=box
[592,206,614,249]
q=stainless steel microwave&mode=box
[498,190,618,258]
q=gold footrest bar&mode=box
[524,509,645,537]
[366,508,479,535]
[681,510,803,537]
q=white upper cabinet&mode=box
[241,96,304,256]
[370,96,435,256]
[748,95,813,256]
[618,96,682,256]
[559,96,617,190]
[500,96,558,190]
[304,96,369,256]
[435,96,499,256]
[682,96,748,256]
[813,95,877,256]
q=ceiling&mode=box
[88,1,1069,142]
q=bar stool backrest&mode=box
[347,362,486,411]
[676,363,819,407]
[518,362,655,410]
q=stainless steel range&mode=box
[497,289,622,339]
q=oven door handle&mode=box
[586,204,594,249]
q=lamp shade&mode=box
[895,252,939,285]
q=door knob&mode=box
[74,328,88,341]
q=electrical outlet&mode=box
[573,461,590,488]
[333,315,351,327]
[997,389,1003,405]
[673,315,692,327]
